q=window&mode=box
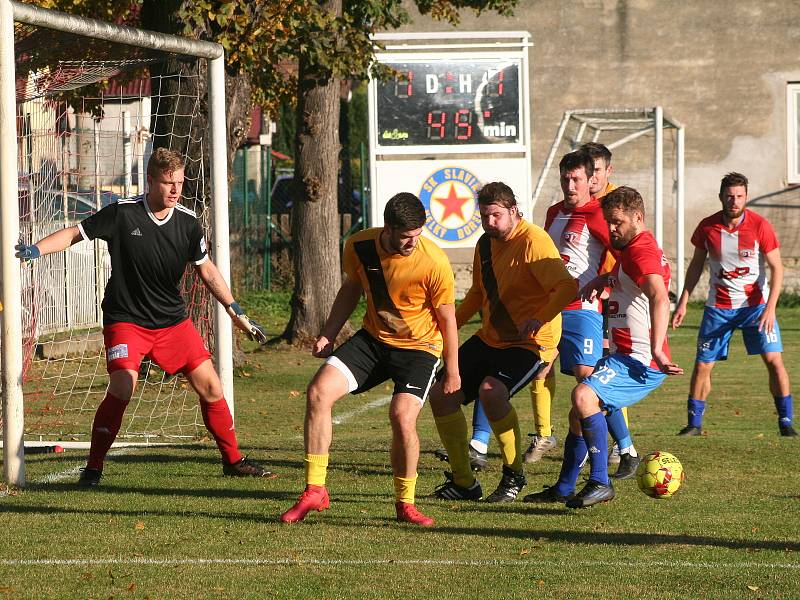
[788,83,800,184]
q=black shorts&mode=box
[327,329,440,403]
[443,335,546,405]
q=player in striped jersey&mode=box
[581,142,637,471]
[672,172,796,437]
[564,186,682,507]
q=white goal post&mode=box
[531,107,685,296]
[0,0,233,487]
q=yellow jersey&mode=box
[456,219,577,361]
[342,228,455,355]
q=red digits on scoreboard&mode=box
[427,111,446,139]
[454,108,473,140]
[426,110,475,141]
[486,70,504,97]
[395,71,413,98]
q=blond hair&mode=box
[147,147,185,177]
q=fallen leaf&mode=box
[128,582,137,592]
[289,390,300,398]
[0,587,15,593]
[134,521,145,530]
[747,585,759,591]
[519,548,530,556]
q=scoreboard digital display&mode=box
[374,59,521,148]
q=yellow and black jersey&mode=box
[342,228,455,355]
[456,220,576,361]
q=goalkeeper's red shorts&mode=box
[103,319,211,375]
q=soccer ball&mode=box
[635,451,685,499]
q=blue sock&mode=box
[471,399,492,447]
[580,413,609,485]
[688,396,706,428]
[605,409,632,449]
[774,395,793,427]
[554,432,588,496]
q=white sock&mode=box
[469,439,488,454]
[620,445,637,457]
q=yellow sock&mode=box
[304,453,329,486]
[531,375,555,437]
[488,406,523,473]
[394,474,417,504]
[622,406,630,427]
[433,409,475,488]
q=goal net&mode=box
[531,108,685,294]
[3,4,231,453]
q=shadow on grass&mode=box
[433,524,800,552]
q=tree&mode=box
[278,0,519,344]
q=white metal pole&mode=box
[654,106,664,247]
[0,0,26,487]
[122,110,132,197]
[208,55,234,416]
[522,33,533,219]
[676,126,686,297]
[532,111,571,209]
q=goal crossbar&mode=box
[0,0,232,487]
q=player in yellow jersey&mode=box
[281,193,459,526]
[429,182,577,502]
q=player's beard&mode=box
[723,205,744,219]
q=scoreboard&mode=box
[368,33,532,250]
[374,60,522,148]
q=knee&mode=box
[478,377,507,407]
[306,380,335,412]
[763,352,785,371]
[107,371,136,402]
[571,385,599,417]
[390,406,417,434]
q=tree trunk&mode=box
[282,1,344,344]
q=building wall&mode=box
[397,0,800,295]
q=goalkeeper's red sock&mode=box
[201,398,242,465]
[87,392,127,470]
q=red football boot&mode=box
[395,501,435,527]
[280,485,330,523]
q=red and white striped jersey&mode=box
[691,210,779,309]
[607,231,671,368]
[545,198,613,311]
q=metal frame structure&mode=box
[532,107,686,294]
[0,0,232,486]
[368,31,532,233]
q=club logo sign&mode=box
[419,167,482,243]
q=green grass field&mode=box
[2,295,799,599]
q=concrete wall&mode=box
[397,0,800,294]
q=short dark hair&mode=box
[477,181,517,209]
[559,150,595,179]
[601,186,645,216]
[719,172,748,196]
[384,192,426,230]
[580,142,612,166]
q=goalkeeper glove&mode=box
[15,244,40,261]
[227,301,268,344]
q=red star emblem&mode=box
[434,183,472,222]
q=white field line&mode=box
[33,446,139,485]
[331,395,392,425]
[0,557,798,570]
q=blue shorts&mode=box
[696,305,783,363]
[582,353,667,410]
[559,310,603,375]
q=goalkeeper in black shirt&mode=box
[16,148,274,487]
